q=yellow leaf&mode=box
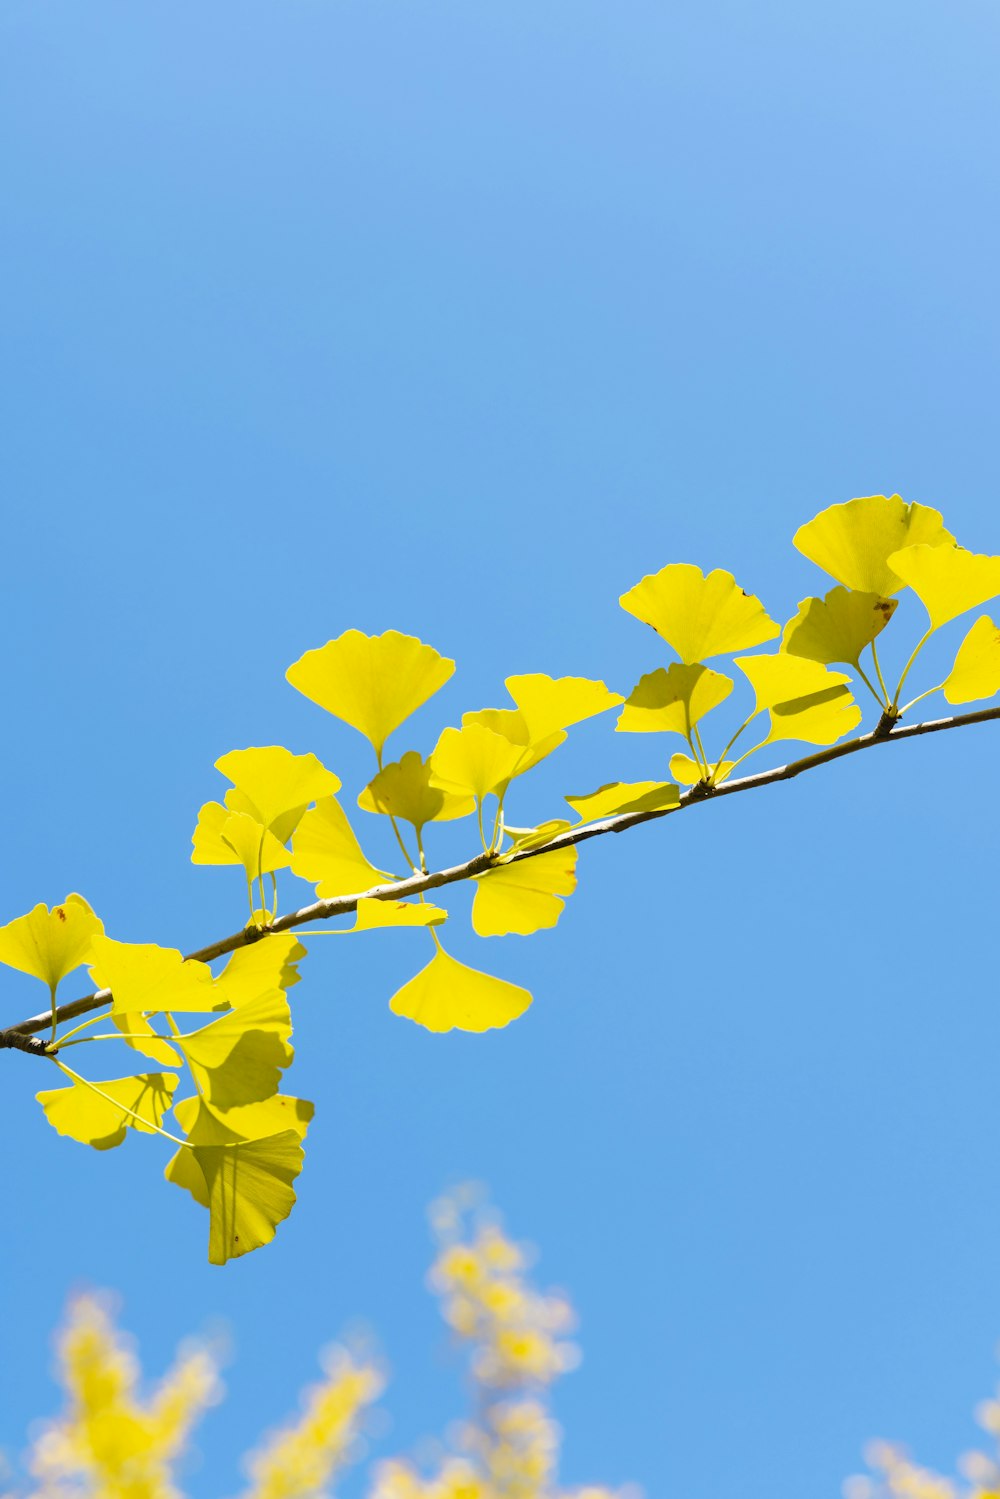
[166,1094,314,1210]
[429,723,527,801]
[472,849,577,936]
[782,588,897,667]
[565,781,680,821]
[886,544,1000,630]
[0,894,103,991]
[345,898,447,932]
[735,654,861,747]
[89,936,218,1015]
[37,1072,178,1151]
[291,796,392,898]
[390,946,532,1032]
[214,934,307,1009]
[620,563,778,662]
[942,615,1000,705]
[502,821,573,853]
[504,674,623,740]
[191,802,293,876]
[175,990,294,1109]
[192,1123,304,1265]
[615,663,733,736]
[214,746,341,839]
[460,709,567,778]
[358,750,475,828]
[794,494,954,595]
[286,629,455,757]
[110,1012,181,1067]
[669,753,736,786]
[222,811,295,880]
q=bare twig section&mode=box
[3,703,998,1050]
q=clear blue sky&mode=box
[2,3,999,1495]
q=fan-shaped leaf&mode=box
[214,746,340,839]
[616,663,733,737]
[286,630,454,757]
[504,674,623,740]
[37,1072,178,1151]
[620,563,778,662]
[214,934,307,1009]
[782,588,897,667]
[358,751,475,829]
[736,654,861,747]
[390,947,532,1032]
[429,724,527,801]
[886,544,1000,630]
[191,802,293,876]
[0,895,103,991]
[565,781,679,822]
[794,494,954,595]
[943,616,1000,705]
[110,1012,181,1067]
[291,797,392,898]
[472,849,577,936]
[89,937,217,1015]
[166,1094,314,1209]
[175,990,293,1109]
[190,1123,304,1265]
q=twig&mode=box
[3,703,998,1051]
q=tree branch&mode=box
[3,703,998,1052]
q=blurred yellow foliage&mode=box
[2,1195,632,1499]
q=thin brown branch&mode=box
[3,702,998,1051]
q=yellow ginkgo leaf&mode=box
[358,751,475,829]
[345,898,447,933]
[221,812,294,879]
[767,687,862,747]
[214,746,341,839]
[735,654,861,747]
[191,802,293,876]
[460,709,567,778]
[214,934,307,1009]
[0,894,103,991]
[615,663,733,737]
[504,675,623,741]
[669,754,737,786]
[389,946,532,1033]
[291,796,392,899]
[197,1132,304,1265]
[429,723,527,802]
[782,588,897,667]
[86,937,215,1020]
[89,936,217,1015]
[166,1093,314,1210]
[502,821,573,853]
[794,494,954,595]
[886,544,1000,630]
[175,989,294,1110]
[37,1071,178,1151]
[286,630,455,757]
[620,563,778,663]
[472,849,577,936]
[943,616,1000,705]
[110,1012,181,1068]
[565,781,680,822]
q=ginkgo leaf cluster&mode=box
[3,492,1000,1263]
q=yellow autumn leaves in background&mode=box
[6,491,1000,1268]
[10,1193,627,1499]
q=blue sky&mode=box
[2,2,1000,1495]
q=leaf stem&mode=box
[870,638,891,705]
[892,627,934,709]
